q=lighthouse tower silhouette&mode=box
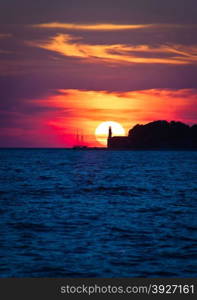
[107,126,112,147]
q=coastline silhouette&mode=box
[108,120,197,150]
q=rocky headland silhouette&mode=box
[108,120,197,149]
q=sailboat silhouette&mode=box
[73,129,87,149]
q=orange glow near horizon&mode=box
[27,88,197,147]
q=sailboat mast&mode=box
[76,129,79,145]
[81,130,84,145]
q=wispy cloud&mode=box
[32,22,196,31]
[0,33,12,39]
[28,33,197,65]
[32,22,154,31]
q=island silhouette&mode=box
[107,120,197,150]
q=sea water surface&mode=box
[0,149,196,278]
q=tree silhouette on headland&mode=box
[108,120,197,149]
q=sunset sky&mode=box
[0,0,197,147]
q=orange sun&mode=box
[95,121,125,146]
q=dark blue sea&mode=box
[0,149,196,278]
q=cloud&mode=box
[28,33,197,65]
[32,22,154,31]
[0,33,12,39]
[32,88,197,126]
[32,22,197,31]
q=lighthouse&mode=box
[107,126,112,147]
